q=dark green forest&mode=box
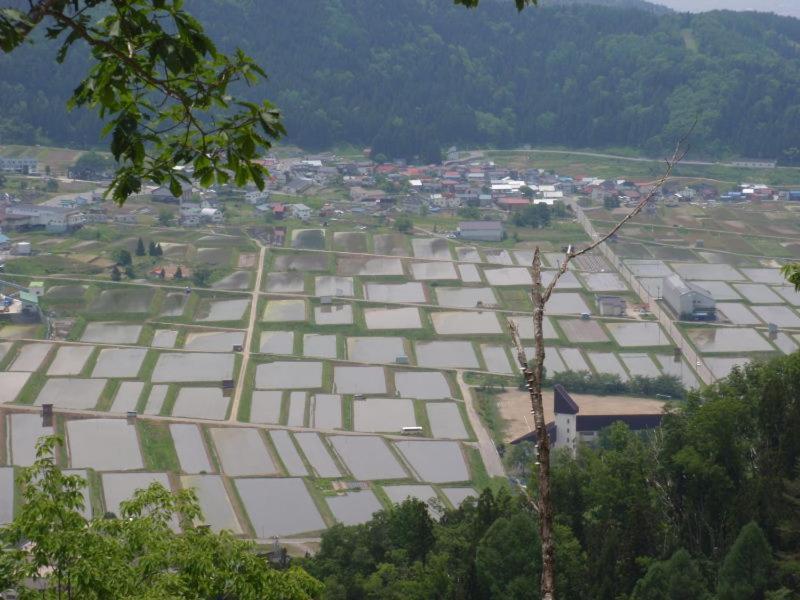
[2,1,800,163]
[302,351,800,599]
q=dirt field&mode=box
[496,388,665,443]
[237,253,257,268]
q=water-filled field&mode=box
[395,440,469,483]
[255,361,323,389]
[92,347,147,378]
[151,353,234,383]
[36,377,106,409]
[334,366,387,395]
[236,478,326,537]
[68,419,143,471]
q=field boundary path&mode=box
[229,241,266,421]
[457,371,505,478]
[574,207,715,385]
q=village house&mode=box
[0,156,38,174]
[1,204,84,233]
[290,203,312,221]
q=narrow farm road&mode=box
[229,242,265,422]
[457,370,506,478]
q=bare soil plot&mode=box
[671,263,744,281]
[0,372,30,403]
[326,490,383,526]
[143,385,168,415]
[209,428,277,476]
[196,247,232,266]
[559,319,609,343]
[265,272,305,293]
[103,473,171,517]
[92,347,147,378]
[688,327,774,353]
[287,391,306,426]
[620,353,661,377]
[292,229,326,250]
[507,316,558,340]
[315,276,355,297]
[434,287,497,308]
[172,387,230,420]
[303,334,338,359]
[395,371,452,399]
[9,343,52,372]
[395,440,469,483]
[184,331,245,352]
[458,263,483,283]
[36,378,106,409]
[354,398,416,433]
[347,337,406,364]
[90,288,155,313]
[110,381,145,413]
[311,394,342,429]
[411,261,458,280]
[572,254,611,273]
[774,332,798,355]
[654,355,700,390]
[45,284,87,300]
[334,366,387,395]
[237,252,257,268]
[607,322,669,347]
[0,468,14,524]
[160,242,189,259]
[625,259,672,278]
[456,247,481,262]
[333,231,368,253]
[582,272,627,292]
[415,341,480,369]
[383,485,439,510]
[337,256,404,277]
[426,403,468,439]
[741,268,784,285]
[263,299,307,322]
[373,233,410,256]
[733,283,784,304]
[315,304,353,325]
[480,345,513,374]
[751,305,800,328]
[483,267,530,286]
[181,475,241,533]
[294,432,341,478]
[273,252,329,271]
[431,311,502,335]
[442,487,477,508]
[412,238,452,260]
[270,430,308,476]
[68,419,143,470]
[249,391,283,424]
[255,361,323,389]
[364,282,426,303]
[259,331,294,355]
[47,345,93,376]
[160,293,187,317]
[152,353,234,383]
[236,478,325,540]
[483,249,514,265]
[197,298,249,322]
[329,435,408,480]
[364,307,422,330]
[8,413,52,466]
[212,271,251,291]
[717,303,761,325]
[705,356,751,379]
[545,293,591,315]
[774,286,800,307]
[586,352,629,380]
[559,348,591,372]
[170,424,212,474]
[690,281,742,301]
[152,330,178,348]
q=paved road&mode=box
[229,242,265,422]
[456,371,506,478]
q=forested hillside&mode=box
[2,0,800,162]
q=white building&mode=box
[0,156,38,173]
[662,274,716,321]
[290,203,312,221]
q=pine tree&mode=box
[174,266,183,280]
[717,522,773,600]
[148,240,157,256]
[155,243,164,257]
[110,265,121,282]
[135,237,146,256]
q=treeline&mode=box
[303,351,800,598]
[3,2,800,163]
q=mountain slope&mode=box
[1,1,800,163]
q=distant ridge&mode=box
[540,0,671,15]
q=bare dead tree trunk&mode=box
[508,135,690,600]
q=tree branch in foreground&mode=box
[507,132,691,600]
